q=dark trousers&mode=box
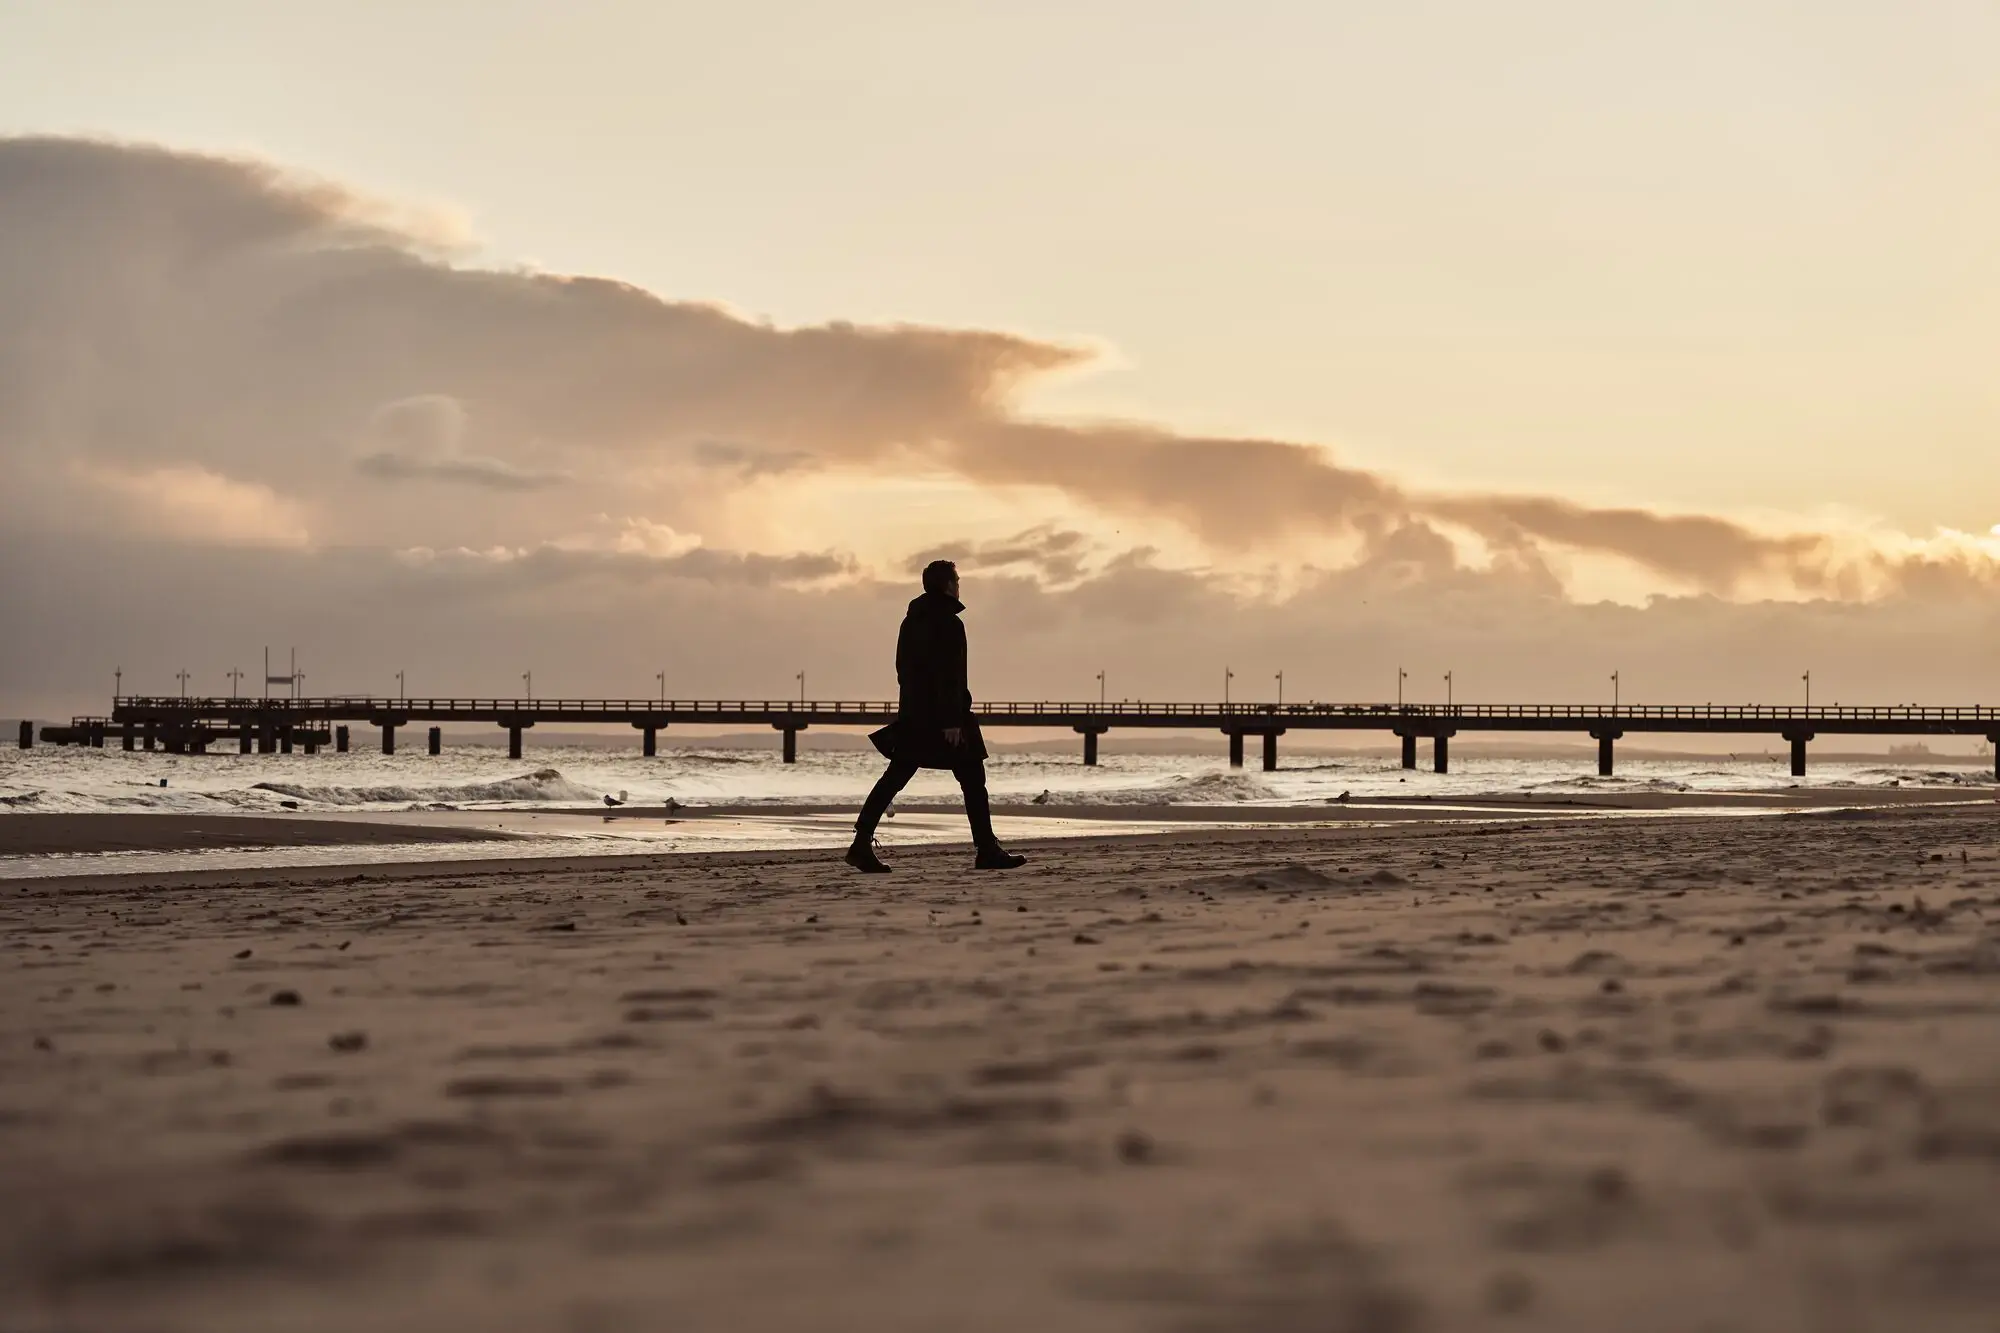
[854,756,997,849]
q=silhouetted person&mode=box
[847,560,1026,873]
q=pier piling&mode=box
[381,723,396,756]
[16,720,29,750]
[335,726,349,753]
[642,725,657,758]
[508,725,523,760]
[1077,726,1105,766]
[1400,734,1417,770]
[1786,732,1811,777]
[428,726,441,756]
[1434,734,1449,774]
[1227,732,1244,768]
[776,723,807,763]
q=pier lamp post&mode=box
[522,671,532,701]
[396,670,405,701]
[1224,667,1233,708]
[176,669,190,698]
[1802,671,1811,713]
[1612,670,1620,712]
[1398,667,1407,708]
[114,666,122,700]
[1444,671,1453,709]
[796,671,805,705]
[656,671,666,703]
[1097,670,1105,708]
[1275,670,1284,707]
[227,668,243,698]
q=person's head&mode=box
[921,559,960,599]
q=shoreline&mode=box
[1,785,1989,881]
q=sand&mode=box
[0,814,518,857]
[4,804,1999,1331]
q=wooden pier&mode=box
[23,697,2000,779]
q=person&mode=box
[847,560,1026,873]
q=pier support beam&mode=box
[239,730,253,754]
[1434,734,1449,774]
[381,723,396,756]
[1591,729,1623,777]
[1228,732,1244,768]
[1263,732,1279,772]
[304,733,318,756]
[258,723,277,755]
[143,724,155,752]
[121,725,134,751]
[634,719,665,757]
[1784,731,1812,778]
[1991,735,1999,783]
[1076,726,1106,766]
[1400,733,1417,770]
[335,726,349,753]
[17,720,29,750]
[508,726,523,760]
[776,723,807,763]
[428,726,442,756]
[280,732,293,754]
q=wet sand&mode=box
[0,814,520,857]
[4,803,2000,1331]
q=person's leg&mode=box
[953,755,999,850]
[854,757,918,847]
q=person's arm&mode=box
[941,619,969,745]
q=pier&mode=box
[24,698,2000,779]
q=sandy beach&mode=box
[3,800,1998,1332]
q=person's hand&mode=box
[943,727,964,747]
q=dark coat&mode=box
[869,592,987,768]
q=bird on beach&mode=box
[603,789,628,808]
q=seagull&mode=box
[1336,790,1351,803]
[1032,789,1052,805]
[603,790,627,808]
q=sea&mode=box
[3,742,1991,879]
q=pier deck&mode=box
[24,697,2000,779]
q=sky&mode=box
[1,1,1996,717]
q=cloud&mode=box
[352,395,570,491]
[72,462,309,547]
[1,133,1921,599]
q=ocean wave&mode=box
[1522,775,1693,793]
[1032,770,1280,805]
[247,768,605,808]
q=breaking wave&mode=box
[248,768,605,808]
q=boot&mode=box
[973,845,1027,871]
[844,843,891,874]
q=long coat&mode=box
[870,591,987,768]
